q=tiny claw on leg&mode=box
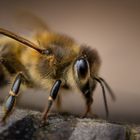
[82,110,89,118]
[82,111,98,119]
[81,104,91,118]
[82,103,98,119]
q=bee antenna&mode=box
[0,28,44,54]
[98,77,116,101]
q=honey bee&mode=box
[0,19,115,124]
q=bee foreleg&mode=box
[1,72,26,124]
[82,91,94,118]
[74,56,96,118]
[41,80,61,124]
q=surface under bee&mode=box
[0,20,115,124]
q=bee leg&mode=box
[82,91,94,118]
[73,56,97,118]
[41,80,61,124]
[0,72,26,124]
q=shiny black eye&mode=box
[74,58,89,79]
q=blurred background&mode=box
[0,0,140,123]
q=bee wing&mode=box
[14,11,51,33]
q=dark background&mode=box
[0,0,140,123]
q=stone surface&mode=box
[0,106,139,140]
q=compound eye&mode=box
[74,58,90,79]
